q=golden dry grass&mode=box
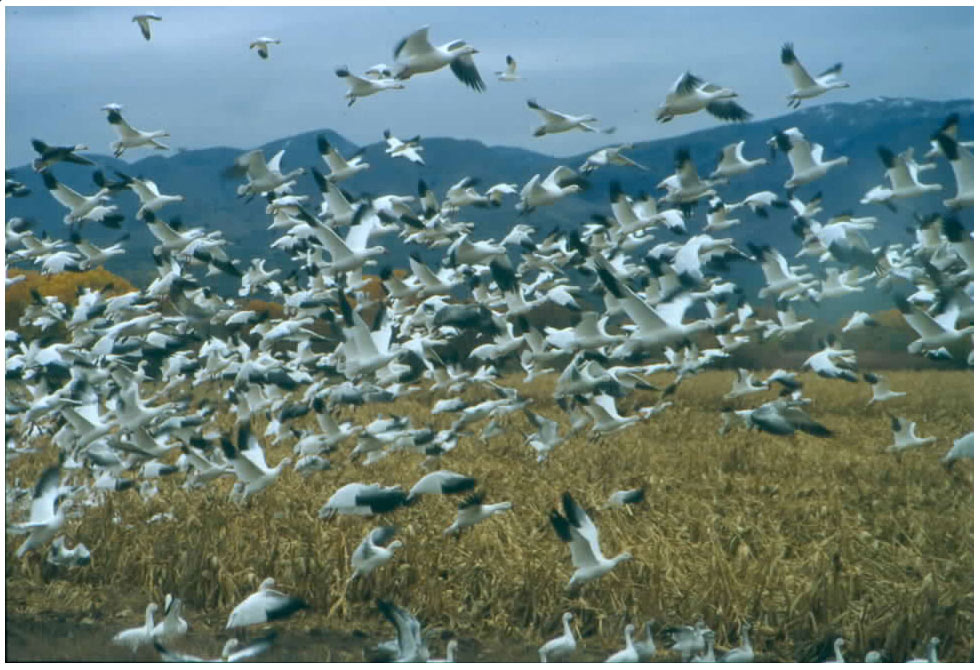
[5,369,974,661]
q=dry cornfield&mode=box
[5,369,974,662]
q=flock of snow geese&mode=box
[5,11,975,664]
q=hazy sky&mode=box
[4,5,974,167]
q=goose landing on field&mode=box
[226,577,308,628]
[550,492,631,591]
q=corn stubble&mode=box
[5,370,973,661]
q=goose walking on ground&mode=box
[907,637,941,663]
[226,577,308,629]
[692,631,717,662]
[393,26,485,92]
[781,43,849,108]
[550,492,632,591]
[151,594,188,642]
[132,13,162,41]
[429,640,458,663]
[633,620,657,661]
[443,492,513,536]
[721,622,754,662]
[539,612,576,662]
[656,72,751,123]
[824,637,846,662]
[249,37,280,59]
[112,602,159,653]
[605,624,639,663]
[102,105,170,158]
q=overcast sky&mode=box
[4,5,974,167]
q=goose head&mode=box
[388,539,404,552]
[614,551,633,565]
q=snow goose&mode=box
[319,482,409,519]
[154,632,277,663]
[393,26,485,92]
[428,639,458,663]
[46,535,91,567]
[863,372,906,405]
[517,165,587,212]
[724,368,769,399]
[721,622,754,662]
[861,146,941,207]
[893,294,973,355]
[633,620,657,661]
[219,421,291,501]
[313,220,385,274]
[802,338,858,382]
[585,394,641,435]
[781,43,849,107]
[771,127,849,188]
[527,99,600,136]
[249,37,280,59]
[936,133,973,209]
[656,72,751,123]
[823,636,846,662]
[152,594,188,642]
[383,129,425,165]
[113,602,159,652]
[114,171,184,218]
[6,173,30,198]
[235,149,304,197]
[133,13,162,41]
[704,197,741,232]
[668,620,708,661]
[41,171,118,226]
[906,637,940,663]
[842,310,878,333]
[750,243,816,301]
[942,431,973,465]
[103,105,170,157]
[350,526,402,582]
[737,190,787,217]
[318,134,370,182]
[31,138,94,172]
[376,599,429,663]
[407,470,476,502]
[539,612,576,662]
[495,54,520,81]
[71,232,128,269]
[604,487,645,509]
[580,144,648,175]
[226,577,308,629]
[605,624,639,663]
[749,400,832,438]
[885,414,936,453]
[711,140,767,179]
[10,465,72,558]
[550,492,632,590]
[336,67,405,106]
[691,631,717,662]
[523,409,566,462]
[443,492,512,536]
[658,147,719,206]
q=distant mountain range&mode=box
[5,97,973,322]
